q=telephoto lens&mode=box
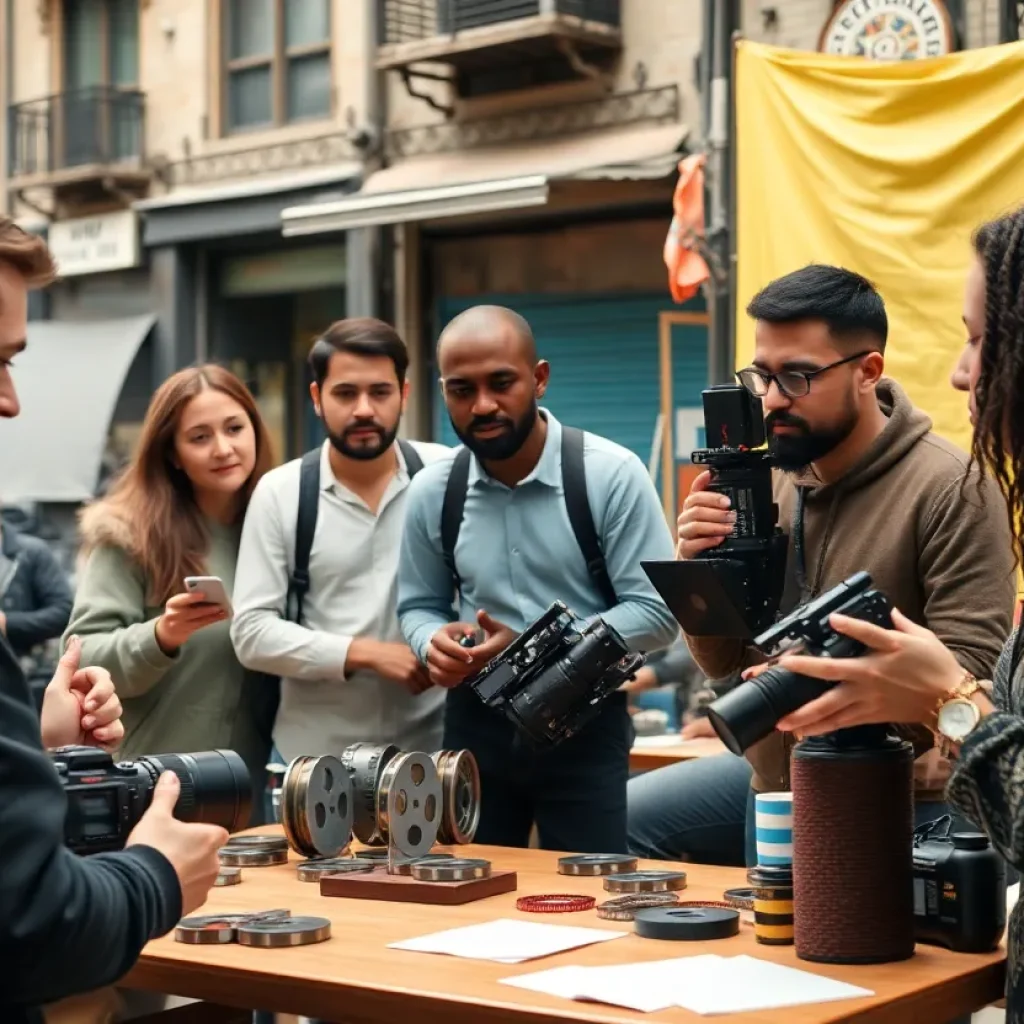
[707,663,829,756]
[140,751,253,832]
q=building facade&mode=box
[0,0,1017,518]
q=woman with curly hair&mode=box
[63,364,278,823]
[774,204,1024,1020]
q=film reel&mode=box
[377,751,442,859]
[222,835,289,854]
[596,893,682,921]
[341,743,400,846]
[214,867,242,887]
[218,846,288,868]
[236,917,332,948]
[296,858,374,882]
[604,870,688,894]
[174,909,291,945]
[431,749,481,845]
[558,854,639,876]
[390,852,456,876]
[410,857,491,882]
[281,754,354,859]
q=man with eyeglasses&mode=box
[628,264,1014,868]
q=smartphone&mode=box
[184,576,233,616]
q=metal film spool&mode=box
[296,858,374,882]
[633,905,740,941]
[236,916,332,948]
[378,751,442,859]
[390,853,455,876]
[723,887,756,911]
[558,854,639,876]
[411,857,491,882]
[340,742,400,845]
[223,834,289,853]
[218,846,289,868]
[174,918,237,945]
[604,870,688,894]
[431,749,481,845]
[280,754,354,859]
[214,867,242,887]
[596,893,682,921]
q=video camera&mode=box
[52,745,252,855]
[642,384,788,640]
[706,571,894,755]
[466,601,645,748]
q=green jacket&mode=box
[63,508,275,824]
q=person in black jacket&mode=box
[0,515,74,708]
[0,216,229,1023]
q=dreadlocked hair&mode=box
[970,206,1024,569]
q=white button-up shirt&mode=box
[231,439,450,762]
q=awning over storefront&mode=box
[135,164,363,247]
[0,315,156,503]
[280,123,688,237]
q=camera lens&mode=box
[142,750,251,834]
[707,665,829,756]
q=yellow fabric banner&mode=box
[735,40,1024,454]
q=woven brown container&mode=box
[791,727,916,965]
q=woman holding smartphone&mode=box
[63,364,277,823]
[773,205,1024,1020]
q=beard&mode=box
[766,402,858,472]
[451,401,538,461]
[326,417,400,461]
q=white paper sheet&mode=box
[676,955,874,1015]
[631,733,685,747]
[388,918,627,963]
[499,954,874,1015]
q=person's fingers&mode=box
[678,520,735,540]
[431,632,474,663]
[827,613,901,651]
[776,654,862,682]
[477,609,510,635]
[149,771,181,813]
[889,608,931,638]
[81,692,121,730]
[776,686,858,732]
[91,723,124,750]
[51,635,83,692]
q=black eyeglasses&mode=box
[736,351,873,399]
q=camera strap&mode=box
[286,441,425,625]
[439,425,618,609]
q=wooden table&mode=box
[629,736,727,772]
[124,834,1006,1024]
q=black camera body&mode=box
[690,384,789,637]
[52,745,252,855]
[467,601,645,748]
[707,572,894,755]
[913,820,1007,953]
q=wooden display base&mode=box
[319,866,518,906]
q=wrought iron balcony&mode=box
[7,86,149,191]
[377,0,622,83]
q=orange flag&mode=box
[664,153,711,303]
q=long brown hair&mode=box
[971,207,1024,569]
[83,364,275,604]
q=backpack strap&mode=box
[561,425,618,609]
[397,438,424,478]
[440,447,473,595]
[286,448,322,625]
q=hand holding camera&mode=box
[676,469,737,559]
[125,772,228,916]
[773,608,969,736]
[427,611,517,689]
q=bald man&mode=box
[396,305,679,853]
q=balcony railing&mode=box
[379,0,621,46]
[7,86,146,181]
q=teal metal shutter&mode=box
[432,292,708,470]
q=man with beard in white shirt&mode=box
[231,318,450,763]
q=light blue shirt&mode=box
[397,410,680,662]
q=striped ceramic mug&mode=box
[748,864,794,945]
[755,791,793,866]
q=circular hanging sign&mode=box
[819,0,954,60]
